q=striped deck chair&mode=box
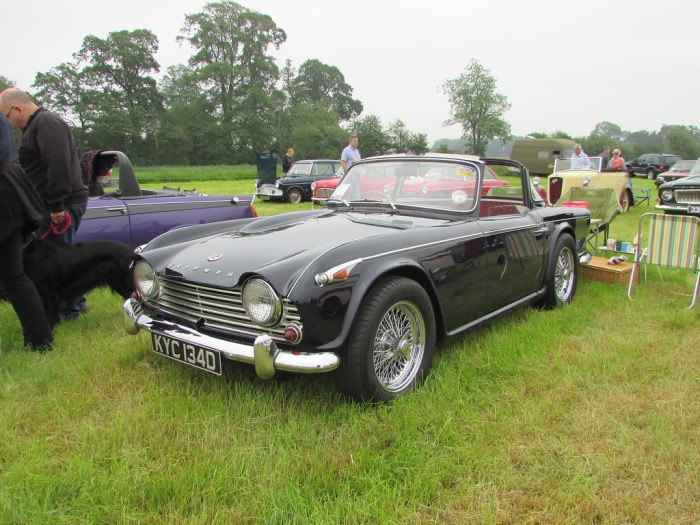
[627,213,700,308]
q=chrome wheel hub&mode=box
[372,301,426,393]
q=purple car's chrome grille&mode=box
[675,189,700,205]
[149,277,300,341]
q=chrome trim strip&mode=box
[446,291,542,336]
[292,220,557,293]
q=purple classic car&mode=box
[74,151,256,248]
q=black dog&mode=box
[22,238,135,326]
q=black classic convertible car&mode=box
[124,155,590,401]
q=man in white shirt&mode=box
[340,136,361,173]
[571,144,591,169]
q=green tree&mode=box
[77,29,163,160]
[33,60,99,149]
[288,102,347,160]
[0,76,15,91]
[293,59,362,121]
[179,1,286,160]
[387,119,428,154]
[31,30,163,159]
[662,125,700,159]
[551,130,573,140]
[442,59,511,156]
[347,114,390,158]
[592,121,624,142]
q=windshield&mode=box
[670,160,697,173]
[287,163,312,176]
[329,159,482,212]
[688,159,700,176]
[553,156,603,172]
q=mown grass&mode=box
[135,165,258,183]
[1,172,698,523]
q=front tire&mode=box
[336,277,436,402]
[620,190,631,212]
[288,188,303,204]
[647,168,656,180]
[542,234,577,308]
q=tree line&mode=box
[3,1,697,167]
[0,1,427,166]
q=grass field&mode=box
[1,171,699,523]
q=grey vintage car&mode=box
[255,159,340,204]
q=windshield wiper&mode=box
[328,198,351,208]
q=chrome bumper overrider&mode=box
[123,298,340,379]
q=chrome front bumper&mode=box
[123,298,340,379]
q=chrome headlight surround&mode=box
[660,189,674,202]
[133,260,160,300]
[241,278,283,327]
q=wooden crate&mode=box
[580,256,638,286]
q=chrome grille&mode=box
[548,177,562,204]
[676,189,700,205]
[315,188,334,199]
[148,277,300,340]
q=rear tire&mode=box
[336,277,436,402]
[542,234,577,308]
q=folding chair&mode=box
[627,213,700,308]
[631,184,651,207]
[555,187,621,251]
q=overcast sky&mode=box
[3,0,698,144]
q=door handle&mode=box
[106,207,127,215]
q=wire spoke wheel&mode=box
[337,277,435,401]
[372,300,425,393]
[554,245,575,302]
[541,233,577,308]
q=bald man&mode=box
[0,88,89,320]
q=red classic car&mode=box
[312,162,509,204]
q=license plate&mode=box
[688,205,700,215]
[260,195,270,200]
[151,332,222,375]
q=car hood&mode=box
[148,210,445,293]
[659,173,700,188]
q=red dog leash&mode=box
[39,213,72,240]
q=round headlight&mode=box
[241,278,282,327]
[134,260,160,300]
[275,181,280,188]
[660,189,674,202]
[311,182,317,191]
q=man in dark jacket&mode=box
[1,88,89,320]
